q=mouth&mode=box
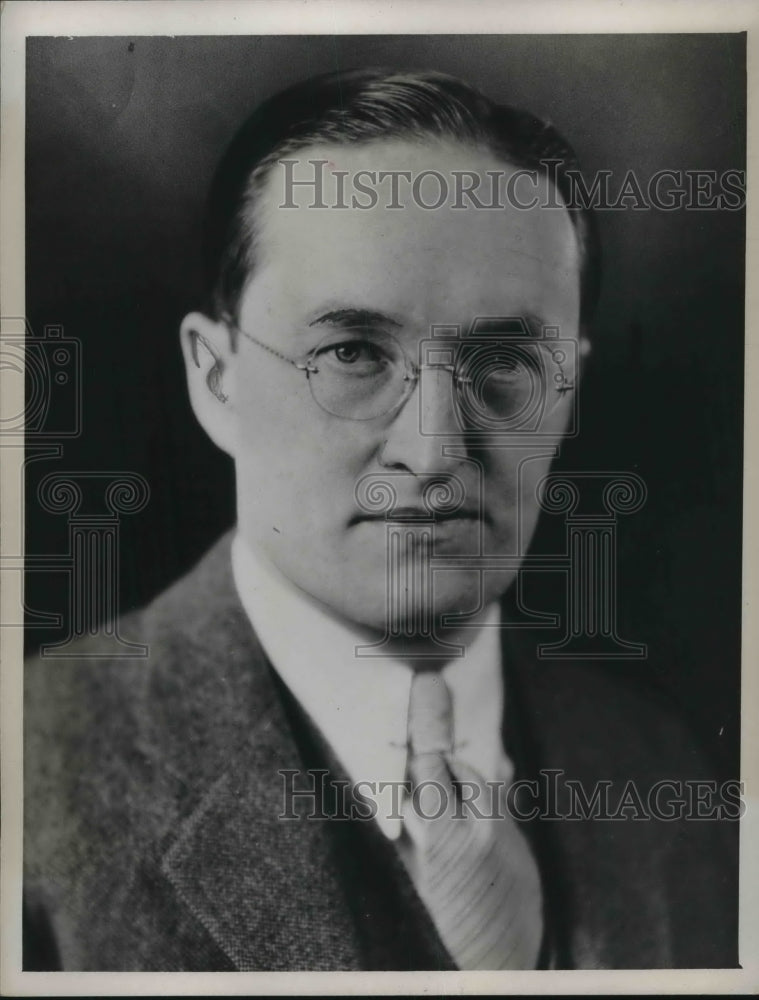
[350,506,486,525]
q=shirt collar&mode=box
[231,533,506,839]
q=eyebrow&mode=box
[462,313,551,337]
[307,308,550,336]
[524,312,551,335]
[308,308,403,330]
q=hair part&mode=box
[202,68,601,331]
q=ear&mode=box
[579,330,592,363]
[180,311,238,457]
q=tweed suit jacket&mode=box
[23,532,739,971]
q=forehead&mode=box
[244,139,581,332]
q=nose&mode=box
[378,368,464,475]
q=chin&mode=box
[335,568,504,637]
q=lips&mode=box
[350,505,485,525]
[389,506,480,522]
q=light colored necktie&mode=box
[404,670,544,970]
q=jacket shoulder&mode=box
[23,533,274,955]
[506,640,719,781]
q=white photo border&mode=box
[2,1,757,994]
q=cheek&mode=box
[232,391,379,518]
[483,446,559,533]
[232,360,308,442]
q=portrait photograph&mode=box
[1,1,756,995]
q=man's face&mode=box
[211,139,581,633]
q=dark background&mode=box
[25,34,745,778]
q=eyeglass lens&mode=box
[305,329,571,427]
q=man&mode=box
[24,68,738,971]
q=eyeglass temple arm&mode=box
[221,314,319,373]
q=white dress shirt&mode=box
[231,533,514,841]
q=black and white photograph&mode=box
[1,0,756,993]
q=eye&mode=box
[315,338,393,375]
[458,344,529,383]
[487,353,523,379]
[332,341,382,364]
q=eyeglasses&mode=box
[222,314,575,427]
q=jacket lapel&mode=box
[144,533,362,970]
[501,624,674,969]
[159,700,363,971]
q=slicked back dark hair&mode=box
[202,68,601,330]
